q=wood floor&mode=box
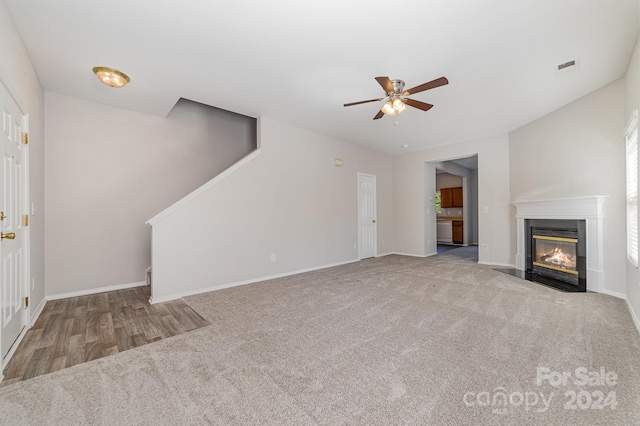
[1,286,210,386]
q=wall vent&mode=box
[557,60,576,70]
[554,58,580,76]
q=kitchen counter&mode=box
[437,216,463,221]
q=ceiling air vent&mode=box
[555,58,580,76]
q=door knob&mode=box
[1,232,15,240]
[372,219,377,223]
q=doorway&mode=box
[427,155,478,256]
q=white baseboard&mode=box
[2,296,55,377]
[626,298,640,336]
[376,252,394,257]
[47,281,146,301]
[390,252,428,258]
[149,259,360,304]
[478,261,516,268]
[601,289,627,300]
[1,326,27,374]
[30,296,46,327]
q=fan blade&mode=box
[404,98,434,111]
[375,76,394,94]
[344,98,383,107]
[404,77,449,96]
[373,110,384,120]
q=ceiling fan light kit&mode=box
[344,76,448,120]
[380,97,407,116]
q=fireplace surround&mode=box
[512,196,607,293]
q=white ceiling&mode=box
[6,0,639,154]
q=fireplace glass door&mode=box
[532,235,578,275]
[530,232,580,287]
[525,219,586,292]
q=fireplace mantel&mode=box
[512,196,608,293]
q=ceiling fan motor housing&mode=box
[390,80,406,95]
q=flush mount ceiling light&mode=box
[92,66,130,88]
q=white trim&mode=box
[387,251,437,258]
[1,327,27,374]
[479,261,516,268]
[376,252,394,257]
[30,297,46,327]
[625,109,638,136]
[47,281,146,301]
[601,289,627,300]
[146,148,262,226]
[626,298,640,336]
[150,259,360,304]
[22,112,31,351]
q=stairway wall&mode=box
[150,117,393,302]
[44,94,256,296]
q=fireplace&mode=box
[513,196,606,294]
[525,219,586,292]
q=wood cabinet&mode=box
[440,187,463,208]
[452,220,464,244]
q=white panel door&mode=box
[0,84,26,361]
[358,173,377,259]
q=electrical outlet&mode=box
[483,207,489,213]
[270,253,276,262]
[482,244,488,251]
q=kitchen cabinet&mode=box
[440,187,463,208]
[452,220,463,244]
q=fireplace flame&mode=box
[539,247,576,270]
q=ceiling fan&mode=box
[344,76,449,120]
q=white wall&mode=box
[0,1,45,313]
[393,134,512,265]
[625,31,640,327]
[436,173,463,190]
[44,94,256,296]
[150,117,393,302]
[469,169,479,244]
[509,79,626,296]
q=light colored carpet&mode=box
[0,247,638,424]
